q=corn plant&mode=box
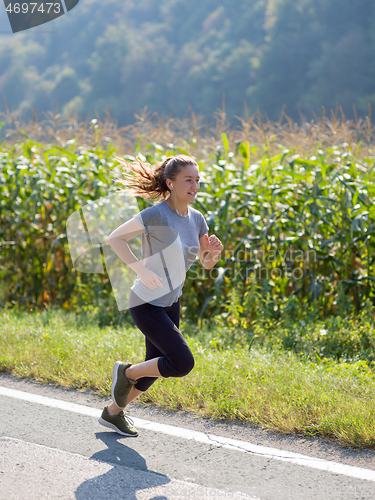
[0,108,375,327]
[0,127,124,324]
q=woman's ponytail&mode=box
[113,155,197,200]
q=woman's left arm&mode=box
[198,234,224,270]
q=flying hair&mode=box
[113,155,198,200]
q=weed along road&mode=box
[1,375,375,500]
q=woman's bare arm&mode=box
[107,217,146,274]
[108,216,164,289]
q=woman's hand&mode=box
[138,266,163,289]
[204,234,224,258]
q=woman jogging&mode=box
[98,155,224,436]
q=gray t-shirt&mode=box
[130,200,209,307]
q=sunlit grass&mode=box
[1,307,375,449]
[145,342,375,449]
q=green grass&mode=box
[1,307,375,450]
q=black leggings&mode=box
[129,290,195,392]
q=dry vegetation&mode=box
[1,103,374,160]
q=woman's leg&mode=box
[107,386,143,414]
[125,300,180,382]
[107,358,161,414]
[128,296,193,389]
[108,295,192,413]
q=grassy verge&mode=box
[1,307,375,449]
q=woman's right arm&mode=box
[107,217,145,274]
[107,217,163,289]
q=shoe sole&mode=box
[111,361,123,408]
[98,416,138,437]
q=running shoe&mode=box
[98,406,138,437]
[111,361,136,408]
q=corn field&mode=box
[0,106,374,326]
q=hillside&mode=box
[0,0,373,125]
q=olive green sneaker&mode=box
[111,361,137,408]
[98,406,138,437]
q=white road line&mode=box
[1,385,374,482]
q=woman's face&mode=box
[169,164,200,202]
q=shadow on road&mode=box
[75,432,170,500]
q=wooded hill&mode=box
[0,0,373,125]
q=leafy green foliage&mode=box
[0,110,374,328]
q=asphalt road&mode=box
[1,374,375,500]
